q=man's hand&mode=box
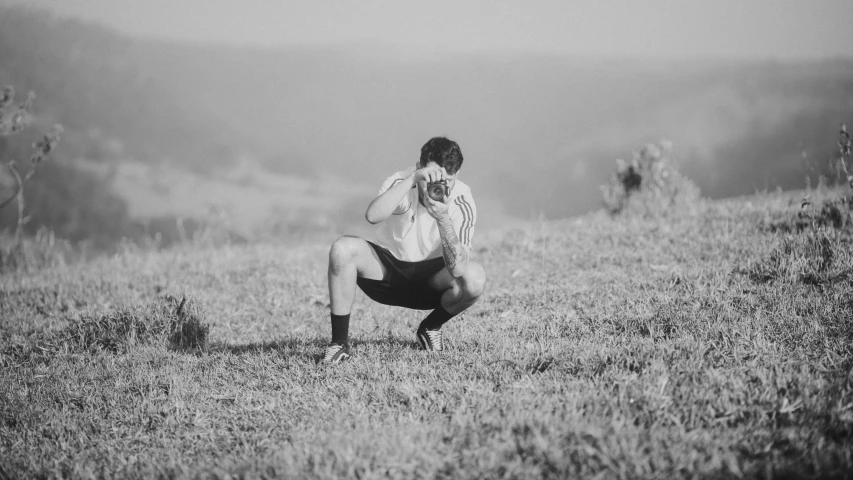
[414,164,446,185]
[416,164,449,220]
[422,188,450,220]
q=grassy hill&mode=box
[2,187,852,478]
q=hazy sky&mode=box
[4,0,852,59]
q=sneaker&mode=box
[322,343,350,363]
[416,328,443,351]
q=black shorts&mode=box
[356,241,446,311]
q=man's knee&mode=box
[461,262,486,299]
[329,235,362,270]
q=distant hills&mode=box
[1,5,851,246]
[0,6,256,246]
[131,38,853,219]
[0,6,241,170]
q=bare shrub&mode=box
[837,123,853,188]
[0,85,63,243]
[600,140,700,216]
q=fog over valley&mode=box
[1,6,851,243]
[130,41,853,225]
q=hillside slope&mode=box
[2,189,852,478]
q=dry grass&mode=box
[0,227,76,273]
[1,188,852,479]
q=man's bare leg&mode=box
[426,261,487,314]
[325,236,386,358]
[416,261,486,350]
[328,235,386,314]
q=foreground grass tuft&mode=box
[5,294,209,360]
[166,294,210,352]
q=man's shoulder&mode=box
[451,179,474,201]
[450,180,476,221]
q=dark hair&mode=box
[419,137,464,175]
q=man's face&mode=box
[417,161,456,201]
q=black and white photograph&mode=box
[1,0,852,477]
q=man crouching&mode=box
[323,136,486,363]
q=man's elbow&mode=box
[365,209,384,225]
[448,260,469,278]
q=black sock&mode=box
[419,306,456,331]
[331,313,350,345]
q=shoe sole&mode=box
[329,353,350,364]
[323,348,351,364]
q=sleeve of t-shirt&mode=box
[451,193,476,249]
[377,171,412,215]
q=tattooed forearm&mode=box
[437,215,469,277]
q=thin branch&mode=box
[0,162,37,206]
[0,156,42,210]
[0,161,24,210]
[6,162,27,243]
[0,186,19,210]
[8,162,23,193]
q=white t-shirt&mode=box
[374,167,477,262]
